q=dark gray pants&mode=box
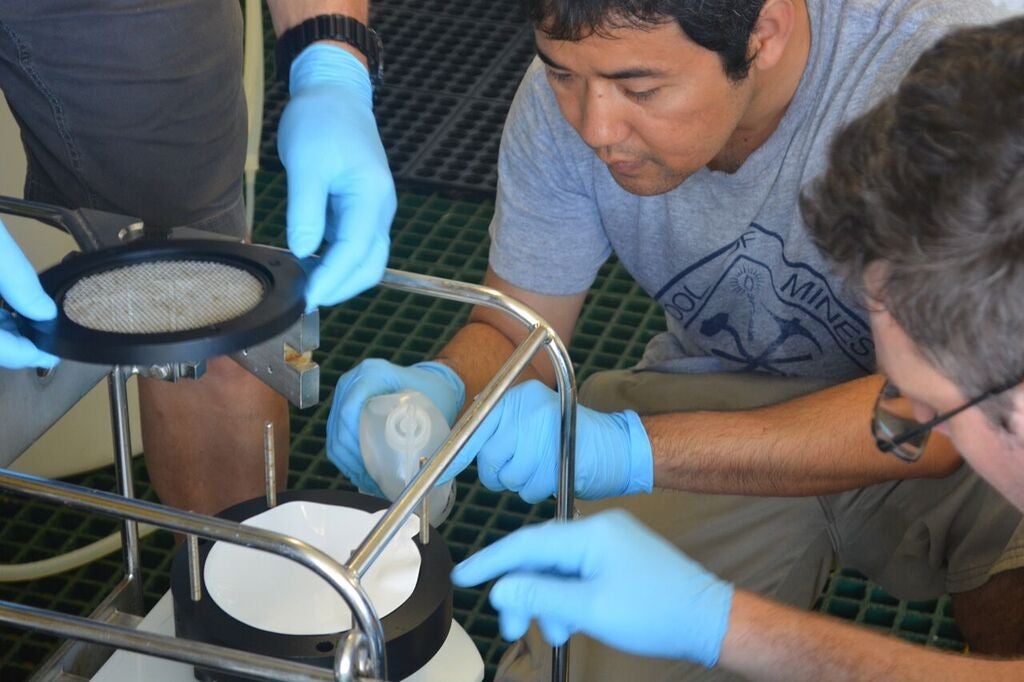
[0,0,247,235]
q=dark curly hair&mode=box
[801,17,1024,428]
[523,0,768,80]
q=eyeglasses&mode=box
[873,375,1024,462]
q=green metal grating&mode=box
[0,178,963,680]
[817,570,964,651]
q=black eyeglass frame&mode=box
[874,373,1024,462]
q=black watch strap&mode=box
[275,14,384,90]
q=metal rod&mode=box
[550,331,577,682]
[188,534,202,602]
[336,629,379,682]
[381,269,547,332]
[418,456,429,545]
[0,470,386,679]
[0,601,342,682]
[348,325,550,577]
[27,576,144,681]
[107,366,143,613]
[378,269,578,682]
[264,420,277,508]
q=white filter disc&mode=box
[204,502,422,635]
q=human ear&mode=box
[1008,387,1024,439]
[748,0,797,71]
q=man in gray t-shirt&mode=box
[328,1,1024,679]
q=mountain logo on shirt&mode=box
[655,222,873,376]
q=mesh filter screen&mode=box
[63,260,265,334]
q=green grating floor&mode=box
[0,177,964,680]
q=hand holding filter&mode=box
[278,44,397,309]
[13,240,306,365]
[0,216,59,369]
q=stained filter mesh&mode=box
[63,261,265,334]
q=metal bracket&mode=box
[28,577,144,681]
[0,195,238,253]
[0,195,141,252]
[230,310,320,409]
[133,361,206,383]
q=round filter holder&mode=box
[15,239,306,364]
[170,489,453,682]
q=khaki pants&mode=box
[497,370,1024,682]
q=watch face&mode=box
[369,27,385,83]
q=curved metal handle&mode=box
[0,194,142,251]
[351,269,578,682]
[0,469,387,680]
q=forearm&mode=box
[435,320,546,416]
[646,374,962,495]
[720,590,1022,681]
[267,1,368,30]
[267,1,370,66]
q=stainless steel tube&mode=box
[187,534,202,602]
[265,420,277,508]
[0,470,386,680]
[377,270,577,682]
[380,270,578,522]
[107,367,141,585]
[348,325,549,576]
[0,601,339,682]
[548,326,577,682]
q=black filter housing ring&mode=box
[170,489,453,682]
[15,239,306,365]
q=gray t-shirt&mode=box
[490,0,1001,381]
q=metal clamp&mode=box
[231,309,320,409]
[134,361,206,382]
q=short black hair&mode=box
[523,0,768,80]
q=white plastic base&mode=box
[92,591,484,682]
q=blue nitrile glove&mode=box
[0,217,59,370]
[443,380,653,503]
[452,509,734,666]
[277,44,397,311]
[326,359,465,495]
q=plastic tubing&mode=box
[0,524,157,583]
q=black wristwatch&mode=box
[275,14,384,90]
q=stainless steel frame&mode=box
[1,268,576,682]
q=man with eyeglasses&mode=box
[451,17,1024,678]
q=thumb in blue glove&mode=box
[451,509,735,667]
[447,380,653,503]
[278,44,397,311]
[326,359,465,495]
[0,217,59,370]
